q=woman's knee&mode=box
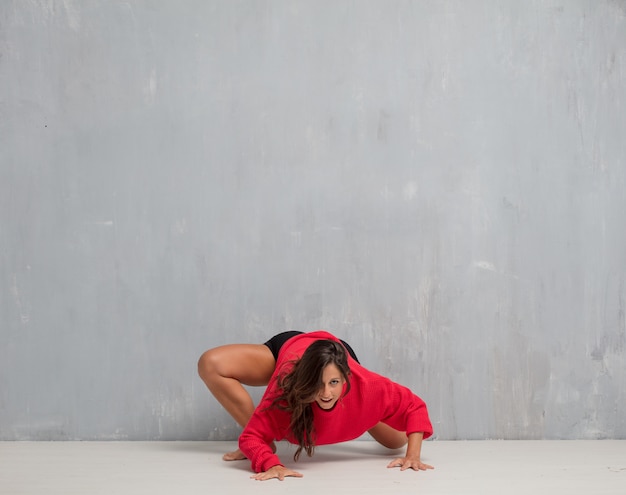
[197,348,221,382]
[380,435,408,450]
[368,423,408,450]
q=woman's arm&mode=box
[238,389,299,474]
[240,423,304,480]
[239,413,284,473]
[387,432,434,471]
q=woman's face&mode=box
[314,363,346,410]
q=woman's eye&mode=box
[330,380,339,385]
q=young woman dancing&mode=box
[197,330,434,481]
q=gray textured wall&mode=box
[1,0,625,441]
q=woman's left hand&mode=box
[387,457,434,471]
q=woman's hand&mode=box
[387,431,434,471]
[387,457,434,471]
[250,465,304,481]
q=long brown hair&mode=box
[271,339,352,461]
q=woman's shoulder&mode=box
[349,362,400,391]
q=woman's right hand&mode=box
[250,465,303,481]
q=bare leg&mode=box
[197,343,276,460]
[368,422,408,450]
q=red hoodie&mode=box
[239,331,433,472]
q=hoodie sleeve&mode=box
[238,392,292,473]
[375,376,433,439]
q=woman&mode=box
[197,330,433,481]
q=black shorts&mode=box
[263,331,360,364]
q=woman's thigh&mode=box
[200,343,276,386]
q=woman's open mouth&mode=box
[316,396,337,409]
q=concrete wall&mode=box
[1,0,625,440]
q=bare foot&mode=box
[222,448,246,461]
[222,442,276,462]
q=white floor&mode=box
[1,440,625,494]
